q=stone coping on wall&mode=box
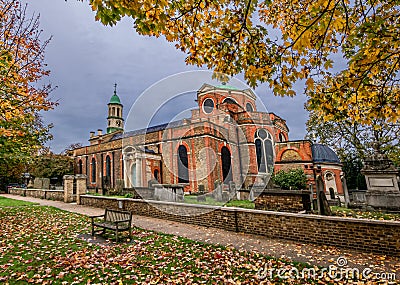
[83,195,223,211]
[24,188,64,192]
[10,188,64,193]
[81,195,400,226]
[253,189,312,195]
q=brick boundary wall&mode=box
[80,195,400,256]
[9,188,64,201]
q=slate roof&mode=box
[311,144,341,163]
[111,120,185,141]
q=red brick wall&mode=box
[81,195,400,256]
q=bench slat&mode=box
[91,208,132,242]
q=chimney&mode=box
[97,129,103,136]
[90,131,95,138]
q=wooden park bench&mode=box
[90,209,132,242]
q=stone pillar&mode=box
[75,174,87,205]
[361,151,400,210]
[63,175,75,203]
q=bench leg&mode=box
[91,224,94,236]
[115,229,119,242]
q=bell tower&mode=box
[107,83,124,134]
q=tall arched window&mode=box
[177,145,189,183]
[105,156,111,187]
[91,158,96,183]
[154,169,159,182]
[254,129,274,173]
[131,164,136,187]
[105,156,111,178]
[78,160,83,174]
[221,146,233,183]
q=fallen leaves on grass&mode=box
[0,206,397,284]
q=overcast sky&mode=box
[28,0,309,153]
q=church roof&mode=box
[111,120,185,141]
[215,83,240,91]
[311,144,341,163]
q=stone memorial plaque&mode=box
[369,177,394,187]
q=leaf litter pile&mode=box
[0,206,396,284]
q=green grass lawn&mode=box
[331,206,400,221]
[0,196,38,207]
[184,195,225,206]
[184,195,255,209]
[0,205,342,284]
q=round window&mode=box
[203,98,214,114]
[257,129,268,139]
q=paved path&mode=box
[2,194,399,276]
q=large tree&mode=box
[306,112,400,162]
[29,149,74,183]
[306,111,399,189]
[84,0,399,126]
[0,0,55,186]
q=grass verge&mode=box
[0,196,38,207]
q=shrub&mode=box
[272,168,307,190]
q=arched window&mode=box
[177,145,189,183]
[221,146,233,183]
[112,107,115,116]
[131,164,136,187]
[91,158,96,183]
[254,129,274,173]
[154,169,159,182]
[105,156,111,178]
[78,160,83,174]
[222,97,237,104]
[279,132,286,142]
[246,103,254,112]
[117,108,120,117]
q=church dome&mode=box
[109,93,121,105]
[311,144,341,163]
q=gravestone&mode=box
[228,181,236,199]
[115,179,124,192]
[341,176,350,208]
[213,180,223,202]
[361,147,400,210]
[154,184,184,202]
[221,191,229,202]
[197,184,206,202]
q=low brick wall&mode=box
[9,188,64,201]
[254,190,311,212]
[80,195,400,256]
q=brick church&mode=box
[73,83,343,198]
